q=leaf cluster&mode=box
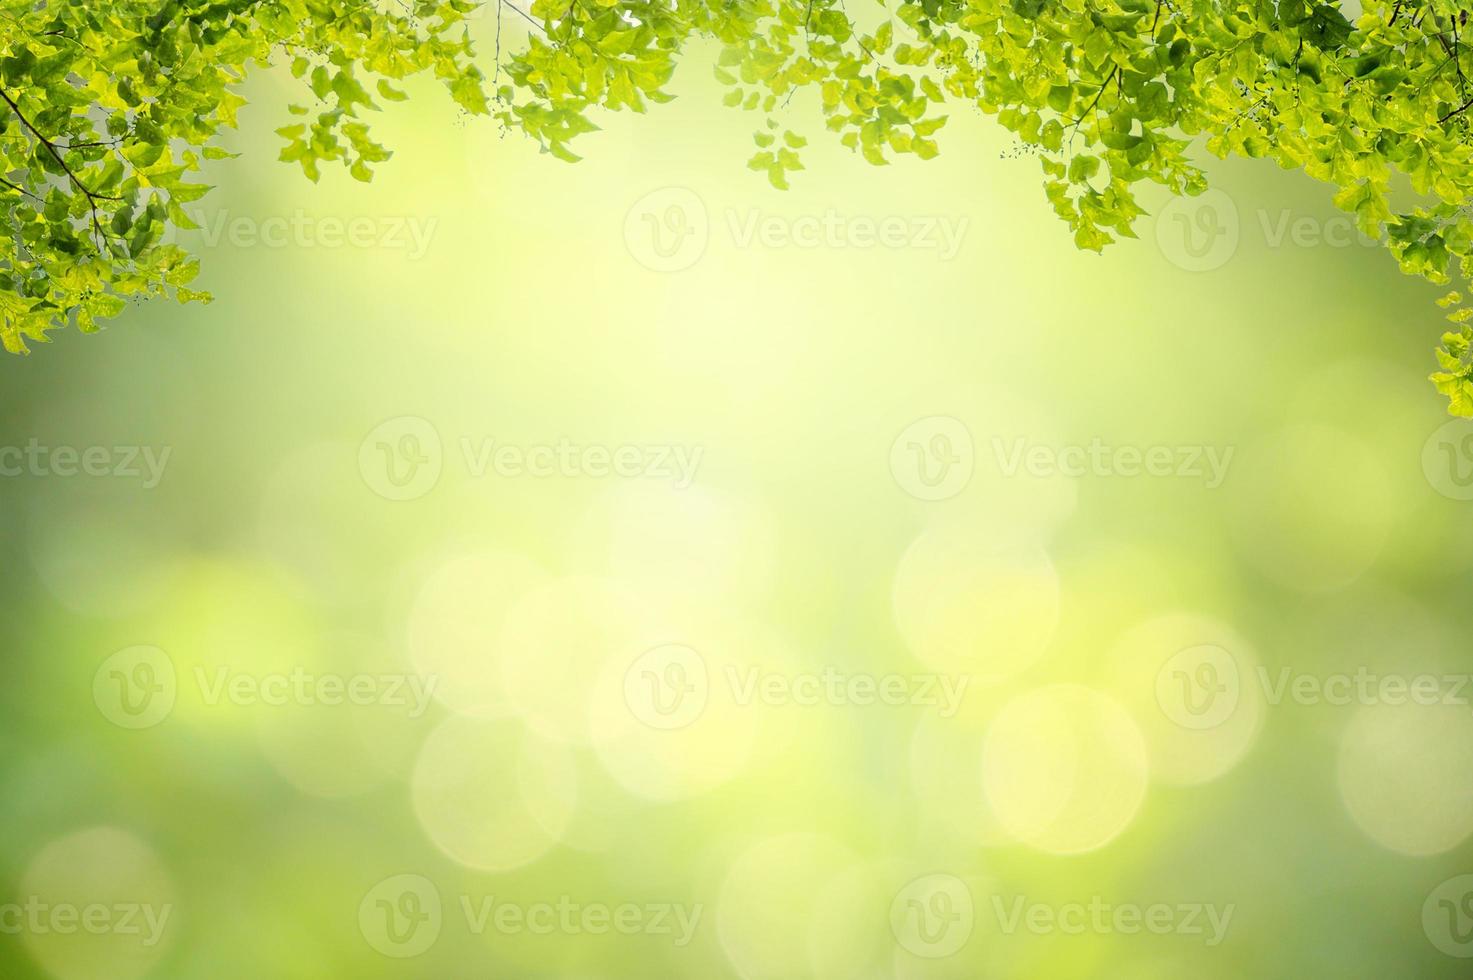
[9,0,1473,414]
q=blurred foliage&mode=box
[1,64,1472,976]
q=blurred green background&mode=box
[3,22,1473,979]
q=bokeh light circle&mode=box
[411,715,577,871]
[497,576,646,743]
[892,521,1060,683]
[406,551,549,717]
[254,633,437,799]
[1338,700,1473,856]
[18,827,176,980]
[716,833,860,980]
[982,685,1149,854]
[589,625,763,802]
[1107,613,1264,786]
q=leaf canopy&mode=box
[4,0,1473,413]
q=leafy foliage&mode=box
[495,0,1473,415]
[6,0,1473,413]
[0,0,486,352]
